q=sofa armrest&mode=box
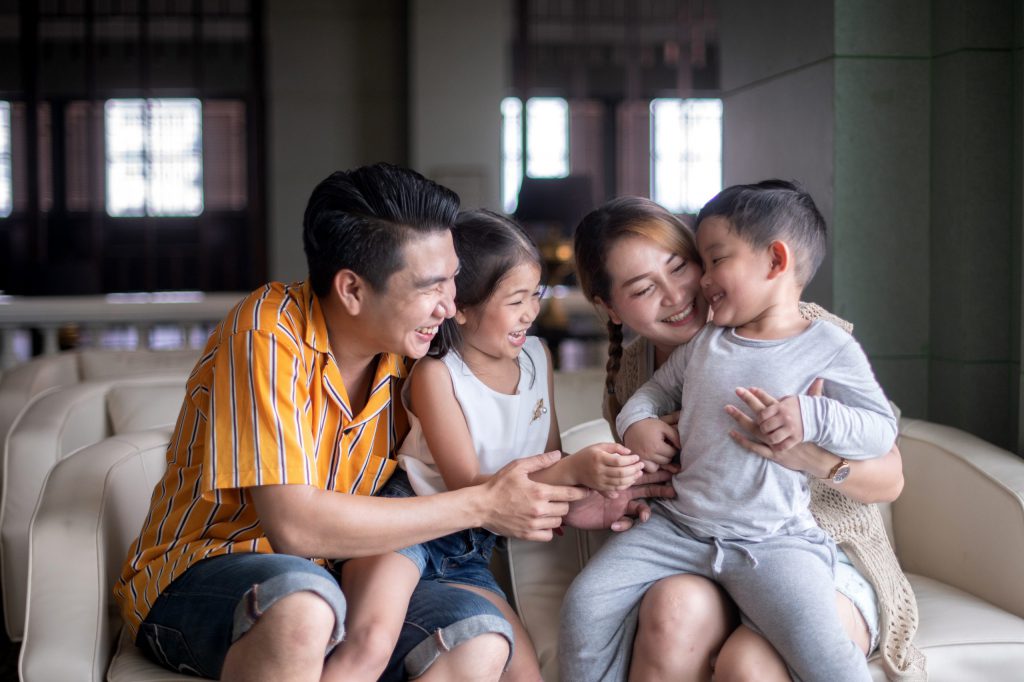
[893,418,1024,618]
[20,428,171,682]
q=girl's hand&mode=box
[570,443,645,493]
[622,418,680,473]
[564,468,676,531]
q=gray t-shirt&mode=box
[616,320,897,541]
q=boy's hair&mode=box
[694,179,826,285]
[431,209,542,361]
[573,196,698,415]
[302,163,461,297]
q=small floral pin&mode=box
[531,398,548,424]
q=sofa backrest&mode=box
[1,377,185,640]
[22,429,172,682]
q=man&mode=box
[115,163,663,681]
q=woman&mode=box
[572,196,925,680]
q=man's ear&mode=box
[332,269,367,315]
[766,241,792,280]
[595,296,622,325]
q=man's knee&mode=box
[252,590,338,656]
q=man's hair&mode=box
[694,179,826,285]
[302,163,461,296]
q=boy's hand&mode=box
[622,418,680,473]
[731,387,803,452]
[569,443,644,493]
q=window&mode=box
[650,98,722,214]
[501,96,570,213]
[105,98,203,217]
[0,102,10,218]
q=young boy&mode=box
[559,180,895,682]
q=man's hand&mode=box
[481,451,589,541]
[622,418,680,473]
[564,468,675,532]
[569,443,644,493]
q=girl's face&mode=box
[458,261,543,363]
[601,234,706,351]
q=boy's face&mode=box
[696,216,775,328]
[357,230,459,359]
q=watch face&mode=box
[832,464,851,484]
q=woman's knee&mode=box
[713,626,789,682]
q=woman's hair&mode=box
[430,210,543,369]
[573,196,698,416]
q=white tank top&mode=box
[398,336,552,496]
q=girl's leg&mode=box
[448,582,543,682]
[713,591,872,682]
[324,553,421,682]
[628,574,738,682]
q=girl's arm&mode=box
[529,342,643,490]
[408,357,493,490]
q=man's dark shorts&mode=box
[137,550,514,680]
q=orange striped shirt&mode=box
[114,281,409,637]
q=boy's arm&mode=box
[614,344,687,438]
[797,338,897,459]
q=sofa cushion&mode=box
[868,573,1024,681]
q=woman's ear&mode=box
[332,269,365,315]
[595,296,622,325]
[766,240,792,280]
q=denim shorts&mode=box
[377,470,506,598]
[835,548,880,652]
[138,546,513,680]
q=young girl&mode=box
[328,209,645,681]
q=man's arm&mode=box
[250,450,589,560]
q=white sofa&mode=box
[19,371,1024,681]
[1,376,188,640]
[0,349,199,449]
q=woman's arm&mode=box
[727,383,904,504]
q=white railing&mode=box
[0,291,247,370]
[0,287,608,372]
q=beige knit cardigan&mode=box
[601,303,927,680]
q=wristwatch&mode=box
[824,457,851,484]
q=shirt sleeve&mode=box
[797,337,897,459]
[615,345,687,438]
[203,329,317,494]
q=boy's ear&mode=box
[455,308,468,325]
[766,240,793,280]
[594,296,622,325]
[332,269,367,315]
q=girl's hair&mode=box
[573,196,698,417]
[430,209,543,368]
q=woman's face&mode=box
[601,233,707,351]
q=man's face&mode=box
[361,230,459,359]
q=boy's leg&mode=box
[559,509,714,682]
[138,552,347,680]
[325,552,422,681]
[718,532,871,682]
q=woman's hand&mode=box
[725,380,905,503]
